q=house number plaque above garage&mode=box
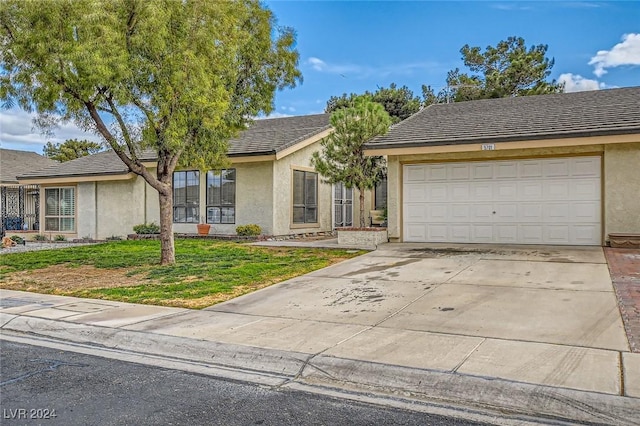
[481,144,495,150]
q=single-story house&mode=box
[17,114,380,240]
[364,86,640,246]
[1,148,56,236]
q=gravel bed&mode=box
[0,241,101,255]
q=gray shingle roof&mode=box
[365,87,640,150]
[227,113,331,156]
[18,149,158,180]
[18,114,331,180]
[1,148,57,184]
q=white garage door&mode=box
[403,157,601,245]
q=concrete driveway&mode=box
[201,243,635,396]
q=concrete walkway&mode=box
[1,243,639,425]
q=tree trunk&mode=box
[158,189,176,265]
[359,185,365,228]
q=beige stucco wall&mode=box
[95,177,147,239]
[272,142,333,236]
[386,144,609,242]
[77,182,97,239]
[604,142,640,238]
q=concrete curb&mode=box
[1,316,308,380]
[299,355,640,426]
[3,315,639,425]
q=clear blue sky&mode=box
[2,1,639,153]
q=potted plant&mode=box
[196,217,211,236]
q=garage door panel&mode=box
[406,166,427,182]
[472,225,494,242]
[406,185,428,202]
[451,225,471,242]
[572,202,600,221]
[573,158,601,177]
[428,204,448,221]
[471,204,494,222]
[495,224,518,242]
[572,179,600,199]
[495,182,518,200]
[545,181,570,199]
[450,204,470,221]
[403,157,601,245]
[545,226,571,244]
[544,160,571,177]
[519,204,544,221]
[406,224,427,241]
[429,165,447,181]
[406,204,427,221]
[520,225,544,244]
[472,182,493,200]
[495,162,518,179]
[544,203,571,221]
[449,164,470,180]
[519,161,543,178]
[472,163,493,179]
[451,183,471,200]
[572,225,600,245]
[495,203,518,222]
[426,224,448,241]
[518,181,543,200]
[428,184,448,201]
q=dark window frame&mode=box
[206,168,236,224]
[292,170,318,224]
[173,170,200,223]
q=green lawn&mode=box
[0,239,363,309]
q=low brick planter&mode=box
[336,227,388,247]
[609,233,640,249]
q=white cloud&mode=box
[306,56,443,79]
[558,73,606,92]
[308,57,327,72]
[256,112,293,120]
[589,33,640,77]
[0,108,102,152]
[491,4,532,11]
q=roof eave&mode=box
[365,127,640,151]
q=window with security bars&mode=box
[173,171,200,223]
[293,170,318,224]
[206,169,236,224]
[44,187,75,231]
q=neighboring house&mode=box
[365,87,640,246]
[18,114,377,240]
[0,148,56,237]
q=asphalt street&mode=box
[0,340,487,426]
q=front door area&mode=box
[334,183,353,228]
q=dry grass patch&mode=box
[1,264,153,294]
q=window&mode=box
[374,176,387,210]
[173,171,200,223]
[293,170,317,224]
[44,187,75,231]
[206,169,235,224]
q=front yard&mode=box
[0,239,363,309]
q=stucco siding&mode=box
[273,141,332,236]
[77,182,97,239]
[604,142,640,238]
[96,178,146,239]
